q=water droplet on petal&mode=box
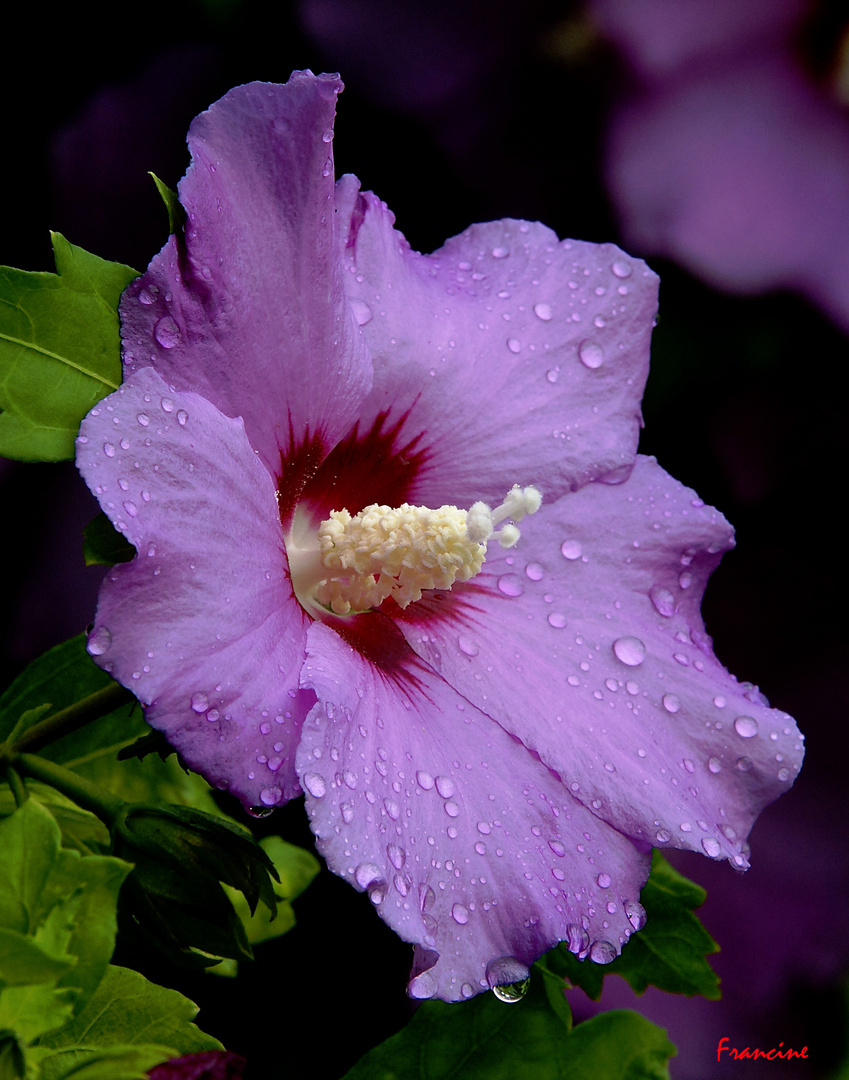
[417,770,435,790]
[506,337,521,353]
[452,903,469,925]
[708,757,722,773]
[160,397,175,413]
[565,924,590,954]
[87,626,112,656]
[259,786,281,806]
[136,413,150,427]
[625,900,647,931]
[702,837,722,857]
[435,775,456,798]
[103,442,116,458]
[560,539,582,560]
[176,410,189,426]
[491,246,509,259]
[190,691,209,713]
[589,940,618,964]
[458,634,480,657]
[355,863,382,888]
[611,258,632,278]
[497,574,523,597]
[534,302,553,321]
[613,636,646,666]
[487,957,531,1001]
[547,613,567,628]
[734,715,759,738]
[662,694,680,714]
[350,299,373,325]
[649,586,676,617]
[303,772,326,798]
[578,340,604,369]
[409,970,438,999]
[154,316,182,349]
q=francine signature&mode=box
[717,1037,809,1062]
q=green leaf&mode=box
[34,1042,174,1080]
[0,784,111,855]
[0,638,118,749]
[0,636,225,816]
[36,964,222,1060]
[0,234,137,461]
[0,929,77,988]
[0,799,130,1022]
[0,784,110,855]
[343,962,675,1080]
[0,799,62,934]
[554,851,720,1001]
[553,1010,676,1080]
[215,835,320,963]
[149,174,186,237]
[82,513,135,567]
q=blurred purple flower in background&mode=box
[76,72,802,1001]
[591,0,849,332]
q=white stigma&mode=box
[290,484,542,616]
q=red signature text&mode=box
[717,1037,809,1062]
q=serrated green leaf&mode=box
[36,965,222,1059]
[0,638,118,748]
[34,1042,173,1080]
[0,799,62,934]
[82,513,135,568]
[556,1010,676,1080]
[343,962,572,1080]
[0,636,224,816]
[0,930,77,988]
[554,851,720,1001]
[216,835,320,961]
[0,784,110,854]
[0,981,78,1046]
[343,962,675,1080]
[0,234,137,461]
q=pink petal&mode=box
[120,74,372,478]
[605,58,849,331]
[298,620,651,1001]
[589,0,807,80]
[76,367,312,809]
[334,175,657,508]
[395,456,804,866]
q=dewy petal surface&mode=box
[334,176,657,508]
[120,75,372,477]
[395,456,804,866]
[298,621,651,1001]
[77,367,313,807]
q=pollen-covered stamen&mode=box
[466,485,543,548]
[288,485,542,616]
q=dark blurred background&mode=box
[2,1,848,1076]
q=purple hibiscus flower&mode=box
[76,72,803,1001]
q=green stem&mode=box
[13,753,125,826]
[9,683,134,756]
[1,764,28,807]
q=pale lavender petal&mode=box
[298,621,651,1001]
[76,367,312,809]
[395,456,804,866]
[589,0,807,80]
[605,58,849,332]
[334,175,657,508]
[120,74,372,477]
